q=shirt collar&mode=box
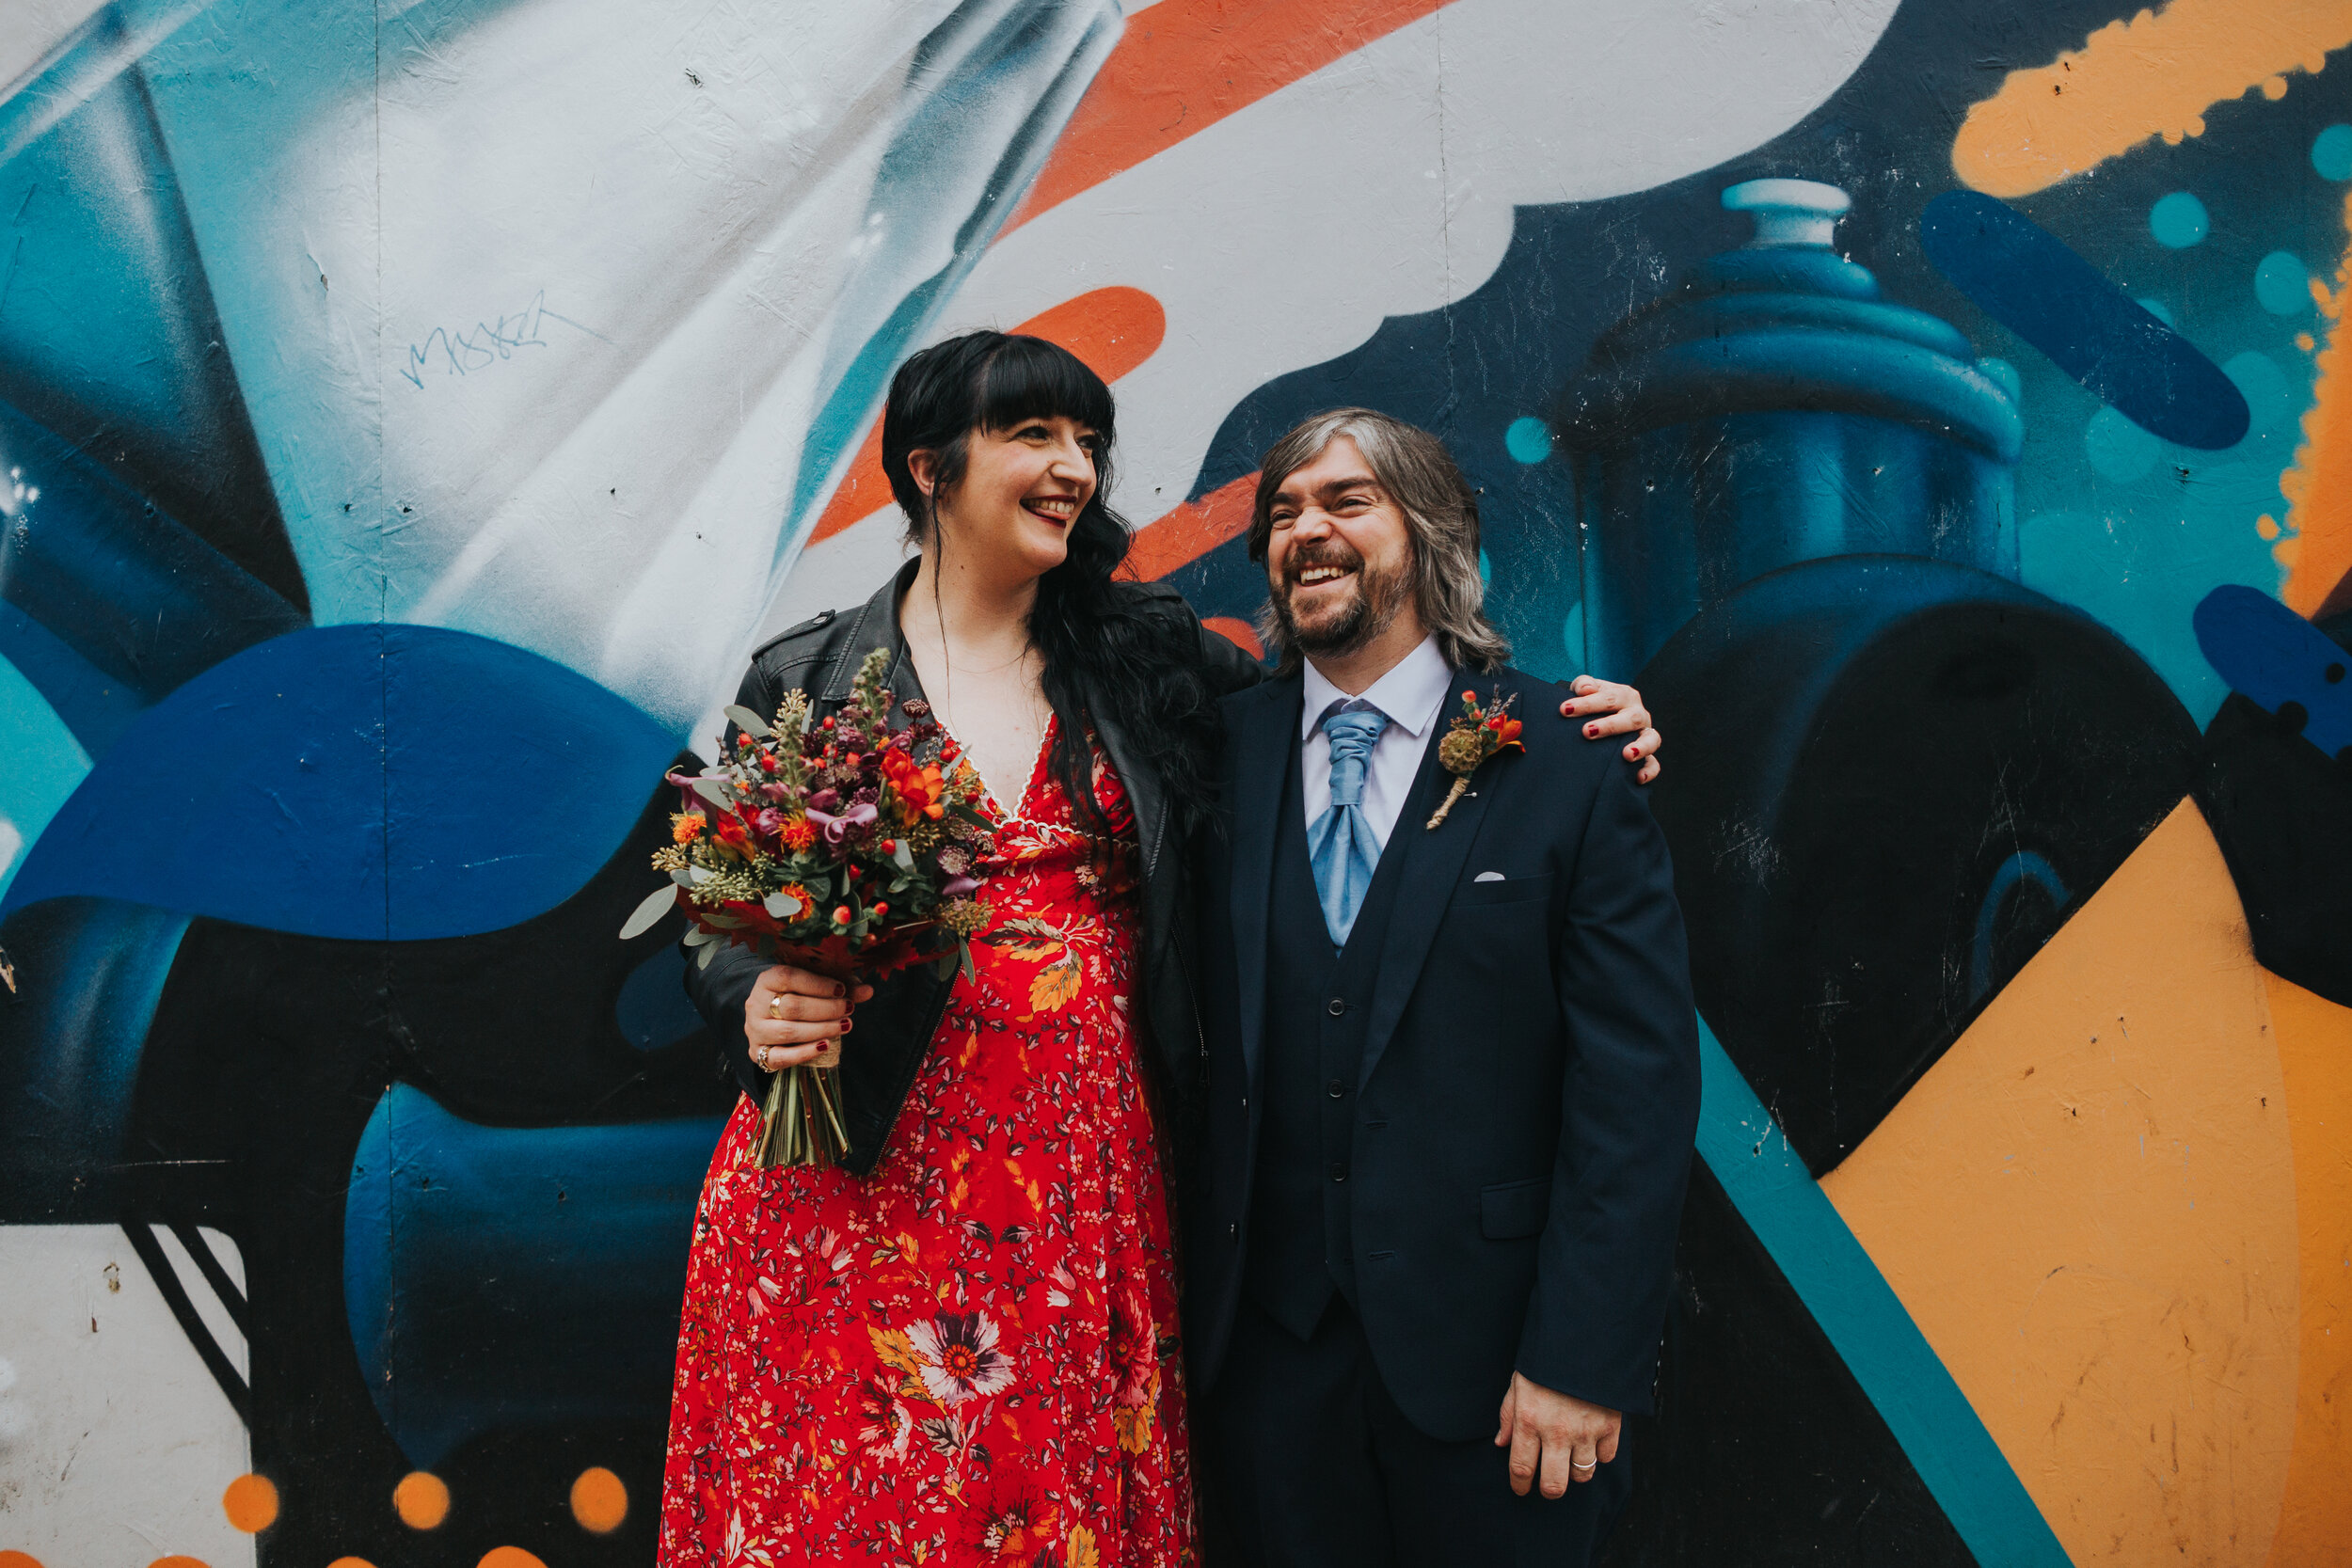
[1300,634,1453,740]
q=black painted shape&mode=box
[109,763,726,1567]
[2196,611,2352,1008]
[1599,1161,1978,1566]
[124,1215,250,1423]
[1639,557,2201,1176]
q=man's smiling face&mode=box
[1263,435,1417,659]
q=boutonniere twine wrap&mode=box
[618,647,994,1169]
[1424,687,1524,830]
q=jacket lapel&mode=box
[1229,673,1301,1092]
[1358,668,1500,1091]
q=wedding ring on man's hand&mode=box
[1571,1460,1597,1470]
[767,994,787,1019]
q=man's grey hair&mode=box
[1248,407,1512,676]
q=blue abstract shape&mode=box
[0,395,305,725]
[2194,585,2352,760]
[2149,191,2208,249]
[2255,250,2312,316]
[2316,124,2352,182]
[1504,416,1553,464]
[2222,350,2296,436]
[1920,190,2249,450]
[0,624,680,940]
[0,652,88,902]
[1968,850,2068,1001]
[2084,405,2159,482]
[1693,1019,2072,1568]
[0,898,190,1218]
[615,942,703,1053]
[344,1083,723,1466]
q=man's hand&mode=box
[1494,1372,1621,1497]
[1560,675,1661,784]
[744,964,873,1073]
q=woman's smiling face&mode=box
[924,414,1100,579]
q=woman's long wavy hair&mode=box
[880,331,1220,834]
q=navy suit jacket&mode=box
[1187,662,1701,1441]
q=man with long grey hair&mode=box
[1186,407,1700,1565]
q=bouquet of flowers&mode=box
[620,647,993,1168]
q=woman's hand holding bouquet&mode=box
[620,647,992,1167]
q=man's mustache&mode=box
[1282,545,1366,585]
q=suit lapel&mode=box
[1358,668,1501,1091]
[1229,673,1301,1092]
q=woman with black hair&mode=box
[656,331,1657,1565]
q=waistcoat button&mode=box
[1328,1162,1348,1182]
[1327,1079,1345,1099]
[1327,998,1346,1017]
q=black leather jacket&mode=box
[682,561,1261,1177]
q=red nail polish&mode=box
[1584,724,1599,738]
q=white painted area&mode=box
[770,0,1899,632]
[0,817,20,881]
[0,0,111,98]
[0,1225,255,1568]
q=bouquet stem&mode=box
[752,1061,852,1169]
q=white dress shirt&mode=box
[1300,635,1454,851]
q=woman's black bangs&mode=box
[972,336,1116,440]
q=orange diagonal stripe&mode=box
[1003,0,1450,233]
[806,287,1168,546]
[1123,471,1258,581]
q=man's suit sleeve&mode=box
[682,657,783,1109]
[1516,755,1702,1417]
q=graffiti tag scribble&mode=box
[399,291,607,388]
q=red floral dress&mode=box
[659,724,1195,1567]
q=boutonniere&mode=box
[1425,687,1524,830]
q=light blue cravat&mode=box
[1307,704,1392,947]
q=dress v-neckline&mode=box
[958,715,1057,823]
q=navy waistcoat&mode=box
[1243,734,1425,1339]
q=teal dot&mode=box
[2222,350,2292,435]
[1478,548,1491,584]
[2255,250,2310,315]
[2150,192,2208,248]
[2085,405,2159,481]
[2134,297,2175,327]
[1504,417,1553,465]
[1562,601,1586,666]
[2314,124,2352,181]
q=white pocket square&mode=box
[1472,871,1506,882]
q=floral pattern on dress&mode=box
[660,722,1194,1567]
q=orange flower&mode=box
[671,812,706,845]
[782,819,816,853]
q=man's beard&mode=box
[1270,543,1409,658]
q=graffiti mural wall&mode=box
[1,0,2346,1560]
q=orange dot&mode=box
[1,1553,46,1568]
[393,1470,451,1529]
[221,1473,278,1533]
[326,1560,378,1568]
[570,1466,628,1534]
[477,1550,548,1568]
[146,1559,211,1568]
[2258,515,2283,541]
